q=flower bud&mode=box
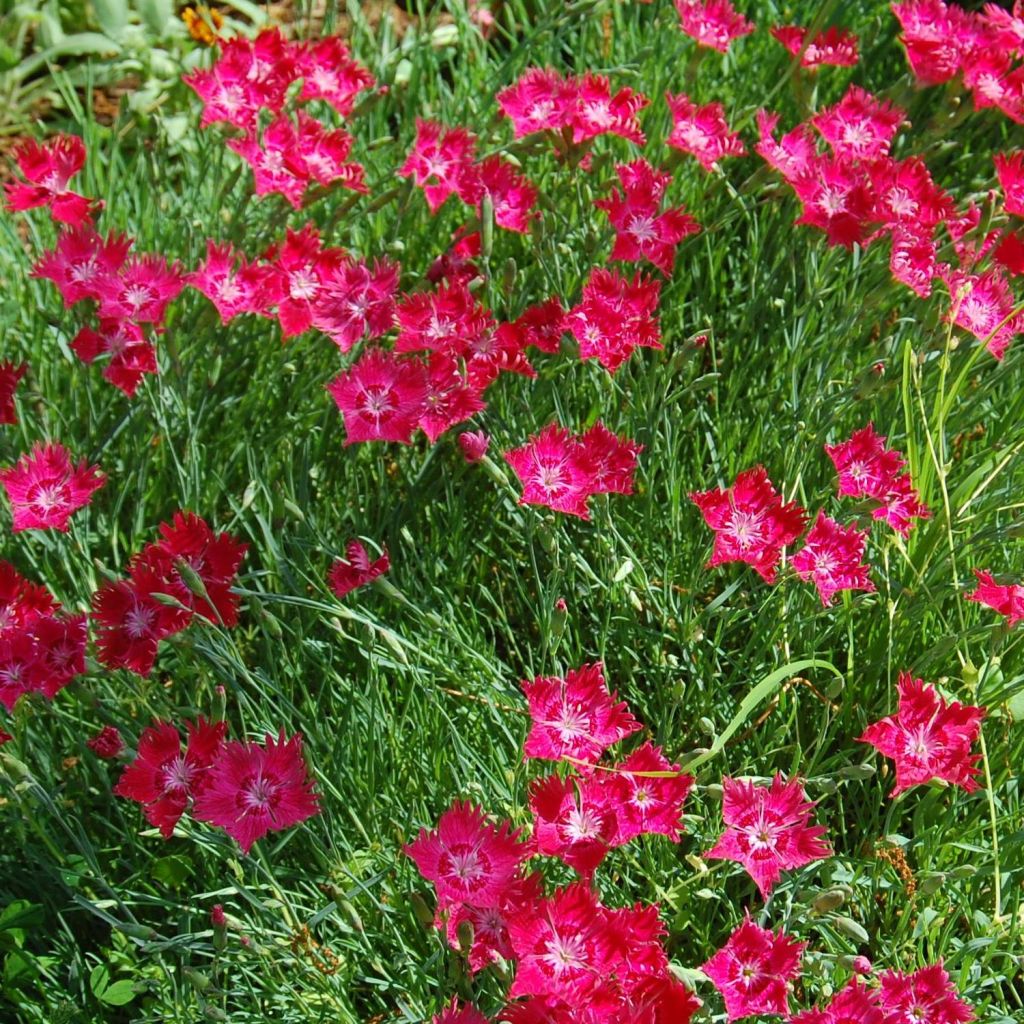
[811,889,845,913]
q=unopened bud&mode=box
[409,892,435,929]
[812,889,845,913]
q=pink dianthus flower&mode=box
[706,774,833,898]
[192,730,320,852]
[859,673,985,795]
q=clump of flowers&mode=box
[184,27,374,207]
[504,422,642,519]
[116,718,319,850]
[0,561,87,712]
[20,153,185,396]
[859,673,985,795]
[497,68,648,147]
[92,512,247,675]
[408,664,699,1021]
[825,424,930,535]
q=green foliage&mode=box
[0,0,1023,1021]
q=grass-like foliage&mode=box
[0,0,1023,1021]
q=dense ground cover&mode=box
[1,0,1023,1021]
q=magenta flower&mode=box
[528,772,618,878]
[32,226,132,306]
[478,156,538,234]
[706,774,833,898]
[790,156,874,248]
[295,36,375,114]
[70,319,157,398]
[404,800,525,909]
[826,424,907,500]
[328,541,390,598]
[702,913,805,1020]
[458,430,490,463]
[32,612,87,698]
[666,95,746,171]
[4,135,98,226]
[995,151,1024,217]
[87,725,125,759]
[263,224,345,338]
[1,442,105,533]
[571,73,648,146]
[186,241,279,324]
[612,742,694,844]
[889,228,940,298]
[791,513,874,606]
[327,348,428,445]
[294,111,366,192]
[874,473,931,536]
[878,962,974,1024]
[115,718,228,838]
[770,25,859,68]
[496,68,578,137]
[192,730,321,853]
[0,631,44,712]
[131,510,248,627]
[395,281,495,358]
[443,873,543,974]
[504,422,641,519]
[755,110,818,181]
[91,567,192,677]
[966,569,1024,625]
[690,465,807,583]
[566,267,662,373]
[183,27,298,129]
[892,0,973,86]
[791,980,884,1024]
[419,354,487,443]
[433,1001,489,1024]
[942,266,1024,360]
[595,159,700,275]
[812,85,905,161]
[521,661,640,765]
[311,258,399,352]
[399,119,479,214]
[675,0,755,52]
[0,561,58,631]
[0,362,26,425]
[514,298,566,354]
[869,156,953,233]
[227,117,311,209]
[506,883,612,1000]
[859,673,985,796]
[95,254,183,326]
